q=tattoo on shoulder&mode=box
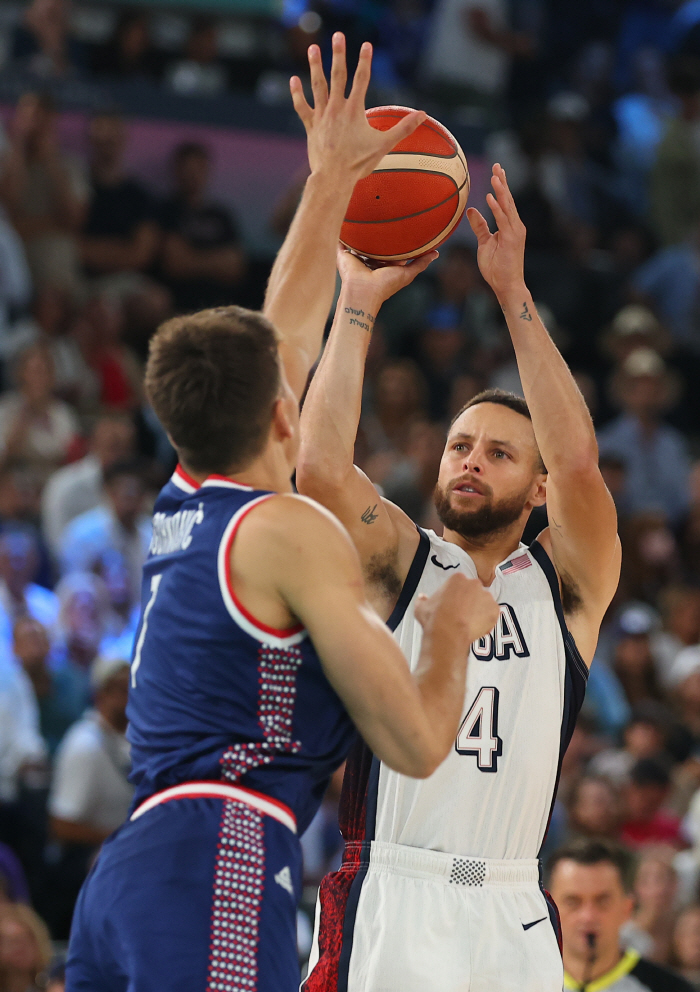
[519,302,532,322]
[361,504,379,525]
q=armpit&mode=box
[365,547,403,601]
[561,572,583,616]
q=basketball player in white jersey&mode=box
[296,164,621,992]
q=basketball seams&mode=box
[343,181,460,225]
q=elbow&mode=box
[393,741,447,780]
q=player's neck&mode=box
[564,943,624,986]
[442,523,525,586]
[181,448,294,494]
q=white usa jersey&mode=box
[331,527,588,863]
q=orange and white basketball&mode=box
[340,106,470,262]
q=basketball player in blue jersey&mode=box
[297,164,622,992]
[64,35,499,992]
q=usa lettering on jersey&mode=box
[150,503,205,556]
[471,604,530,661]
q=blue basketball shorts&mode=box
[66,783,302,992]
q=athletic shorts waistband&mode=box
[129,781,297,833]
[367,840,540,887]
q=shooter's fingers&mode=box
[380,109,426,153]
[486,190,509,231]
[308,44,328,111]
[467,206,492,245]
[290,77,313,129]
[328,32,347,103]
[349,41,373,104]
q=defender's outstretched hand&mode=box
[467,163,526,300]
[291,33,426,185]
[336,246,438,307]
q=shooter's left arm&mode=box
[469,165,621,622]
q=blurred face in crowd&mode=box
[174,148,209,203]
[437,248,480,303]
[673,906,700,971]
[13,617,50,672]
[613,634,654,680]
[64,589,102,663]
[375,362,425,424]
[96,668,130,733]
[13,93,56,152]
[89,114,126,174]
[91,416,135,470]
[550,860,633,970]
[625,779,669,822]
[570,778,620,838]
[634,855,677,914]
[620,372,667,421]
[106,472,145,531]
[434,403,546,541]
[118,13,149,60]
[18,345,55,407]
[0,916,40,978]
[187,22,218,64]
[624,720,664,759]
[678,670,700,717]
[0,532,38,599]
[666,590,700,644]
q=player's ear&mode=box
[530,476,547,508]
[271,396,294,442]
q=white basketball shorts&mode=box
[305,840,564,992]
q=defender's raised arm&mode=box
[263,35,426,400]
[467,164,621,660]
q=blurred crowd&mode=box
[6,0,700,988]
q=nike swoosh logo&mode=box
[522,917,547,931]
[431,554,459,570]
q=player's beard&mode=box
[433,479,532,541]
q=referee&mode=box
[548,839,693,992]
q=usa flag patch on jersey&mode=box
[500,553,532,574]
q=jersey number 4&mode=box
[455,687,502,772]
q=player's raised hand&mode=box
[467,163,526,299]
[290,33,426,185]
[336,246,439,305]
[415,573,499,651]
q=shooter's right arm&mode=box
[232,495,499,778]
[297,249,436,573]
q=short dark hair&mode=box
[102,458,146,488]
[173,141,209,166]
[630,757,670,789]
[548,839,635,893]
[450,388,545,472]
[145,307,281,476]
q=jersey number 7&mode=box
[455,686,502,773]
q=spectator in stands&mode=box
[0,92,87,298]
[41,412,135,557]
[621,759,683,849]
[79,113,170,340]
[0,650,45,810]
[0,903,52,992]
[71,295,142,411]
[598,349,691,525]
[591,703,672,785]
[0,342,80,484]
[91,9,162,82]
[672,905,700,989]
[165,17,227,96]
[59,460,150,610]
[10,0,83,79]
[13,617,89,756]
[0,205,32,353]
[52,573,110,672]
[612,606,665,706]
[622,850,679,963]
[652,588,700,690]
[670,654,700,741]
[160,142,247,313]
[650,57,700,248]
[549,839,693,992]
[0,843,30,905]
[0,530,58,656]
[47,656,132,936]
[566,775,622,841]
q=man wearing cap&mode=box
[597,347,690,525]
[47,656,132,937]
[549,838,693,992]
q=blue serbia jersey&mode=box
[126,466,356,834]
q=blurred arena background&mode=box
[5,0,700,985]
